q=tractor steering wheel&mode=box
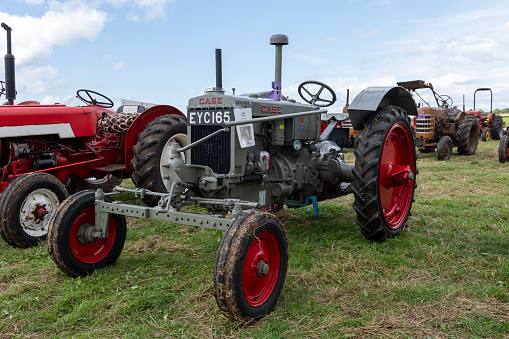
[438,95,453,108]
[77,89,114,108]
[298,81,337,107]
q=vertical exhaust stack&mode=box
[270,34,288,101]
[214,49,224,93]
[2,23,16,105]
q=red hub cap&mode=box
[378,122,415,229]
[242,231,280,307]
[69,206,117,263]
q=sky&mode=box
[1,0,509,114]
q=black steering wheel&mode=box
[298,81,337,107]
[77,89,114,108]
[438,94,453,108]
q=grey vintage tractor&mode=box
[48,34,418,321]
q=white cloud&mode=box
[0,1,107,66]
[22,0,45,4]
[112,61,125,70]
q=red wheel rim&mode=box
[69,206,117,264]
[378,122,415,229]
[242,231,280,307]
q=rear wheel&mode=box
[47,191,126,277]
[437,136,453,161]
[491,115,503,140]
[352,106,417,241]
[0,173,68,248]
[456,117,479,155]
[499,134,509,163]
[480,128,491,142]
[131,114,187,206]
[214,210,288,321]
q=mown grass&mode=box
[1,140,508,338]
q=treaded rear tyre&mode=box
[130,114,187,206]
[456,117,479,155]
[491,115,503,140]
[352,106,417,242]
[499,134,509,163]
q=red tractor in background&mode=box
[463,88,505,141]
[398,80,479,161]
[0,23,187,248]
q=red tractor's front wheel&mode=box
[48,191,126,277]
[352,106,417,241]
[214,210,288,321]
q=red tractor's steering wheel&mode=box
[77,89,114,108]
[298,81,337,107]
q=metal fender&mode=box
[347,86,417,130]
[124,105,186,173]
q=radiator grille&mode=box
[414,113,435,138]
[191,125,231,174]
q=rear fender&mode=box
[347,86,417,130]
[124,105,185,173]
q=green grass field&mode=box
[1,140,508,338]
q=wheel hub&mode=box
[20,189,59,233]
[381,162,414,188]
[76,223,98,245]
[257,260,270,276]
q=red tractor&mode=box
[0,23,187,248]
[464,88,505,141]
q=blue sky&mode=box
[1,0,509,113]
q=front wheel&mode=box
[437,136,453,161]
[48,191,126,277]
[352,106,417,241]
[214,210,288,321]
[0,173,69,248]
[480,128,491,142]
[499,134,509,163]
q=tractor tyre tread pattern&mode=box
[351,106,417,242]
[491,115,503,140]
[499,134,509,163]
[456,117,479,155]
[130,115,187,206]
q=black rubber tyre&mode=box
[437,136,453,161]
[65,175,122,195]
[480,128,491,142]
[456,117,479,155]
[352,106,417,242]
[499,134,509,163]
[130,114,187,206]
[0,173,68,248]
[214,210,288,321]
[48,191,126,277]
[491,115,503,140]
